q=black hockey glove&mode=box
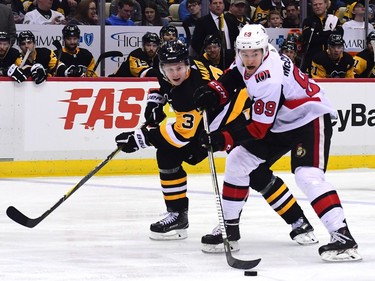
[193,81,229,111]
[64,65,87,77]
[30,63,47,84]
[144,91,167,127]
[115,127,151,153]
[199,130,234,152]
[7,64,27,83]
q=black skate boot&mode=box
[149,209,188,240]
[201,219,240,253]
[319,226,362,262]
[290,216,318,245]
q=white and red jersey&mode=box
[231,44,337,137]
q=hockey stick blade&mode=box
[89,51,123,77]
[6,147,122,228]
[202,110,261,270]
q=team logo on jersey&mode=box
[84,33,94,46]
[295,143,306,158]
[255,70,270,83]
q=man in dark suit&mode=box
[191,0,239,57]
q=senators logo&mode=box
[255,70,270,83]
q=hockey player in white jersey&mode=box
[193,24,361,262]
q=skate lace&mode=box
[211,225,222,236]
[330,231,352,244]
[158,212,179,225]
[291,217,304,230]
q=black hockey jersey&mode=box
[0,48,19,76]
[353,48,375,78]
[310,51,354,78]
[253,0,287,26]
[59,47,97,77]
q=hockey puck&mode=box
[244,270,258,276]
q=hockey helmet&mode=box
[62,24,81,39]
[17,30,35,46]
[236,24,269,60]
[159,24,178,38]
[142,32,160,46]
[281,40,297,52]
[203,34,221,49]
[327,33,345,46]
[366,31,375,44]
[158,40,189,65]
[0,31,10,42]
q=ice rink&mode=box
[1,169,374,281]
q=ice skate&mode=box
[290,216,318,245]
[319,227,362,262]
[149,210,188,240]
[201,219,240,253]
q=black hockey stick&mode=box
[6,146,123,228]
[300,21,316,73]
[89,50,123,77]
[202,110,261,270]
[52,39,63,76]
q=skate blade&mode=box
[201,241,239,254]
[294,231,319,246]
[149,229,188,241]
[321,248,363,262]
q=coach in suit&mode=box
[191,0,239,57]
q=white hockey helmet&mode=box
[236,24,269,61]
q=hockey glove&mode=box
[115,127,151,153]
[144,91,167,126]
[30,63,47,84]
[199,130,234,152]
[65,65,87,77]
[193,81,229,111]
[7,64,27,83]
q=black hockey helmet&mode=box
[17,30,35,45]
[142,32,160,46]
[159,24,178,38]
[62,24,81,39]
[203,34,221,49]
[0,31,10,42]
[327,33,345,46]
[281,40,297,52]
[158,40,189,65]
[366,31,375,44]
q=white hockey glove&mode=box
[115,127,151,153]
[7,64,27,83]
[64,65,87,77]
[323,15,339,31]
[30,63,47,84]
[144,91,167,126]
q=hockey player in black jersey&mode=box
[159,24,178,44]
[109,32,160,77]
[11,30,68,84]
[115,40,318,248]
[310,33,355,78]
[354,31,375,78]
[0,32,20,79]
[60,24,97,77]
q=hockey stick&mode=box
[202,110,261,270]
[300,22,316,73]
[52,39,63,76]
[6,146,123,228]
[88,50,123,77]
[19,48,32,68]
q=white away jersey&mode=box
[233,44,337,133]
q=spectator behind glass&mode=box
[342,0,374,34]
[23,0,66,24]
[137,1,169,26]
[267,9,282,27]
[106,0,135,25]
[253,0,287,26]
[0,3,17,44]
[179,0,190,21]
[183,0,201,46]
[11,0,25,23]
[110,0,142,22]
[22,0,76,18]
[226,0,252,28]
[67,0,98,25]
[282,1,300,28]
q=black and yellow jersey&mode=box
[353,49,375,78]
[310,50,354,78]
[59,47,97,77]
[15,47,66,76]
[0,48,19,76]
[148,66,250,151]
[110,48,159,77]
[253,0,287,26]
[190,58,224,80]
